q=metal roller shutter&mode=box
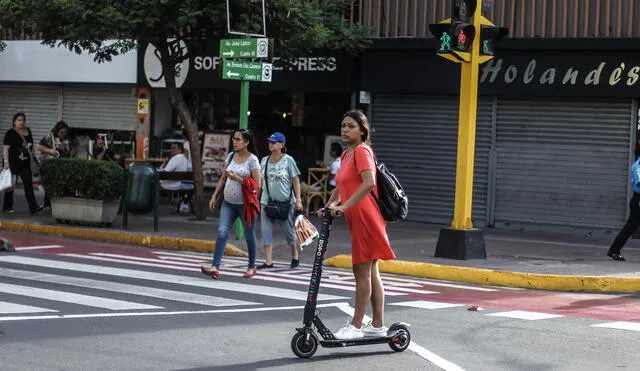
[62,85,137,131]
[493,98,632,229]
[0,84,60,152]
[371,94,492,226]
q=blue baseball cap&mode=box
[267,132,286,144]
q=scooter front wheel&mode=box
[389,326,411,352]
[291,331,319,358]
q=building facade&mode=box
[353,0,640,233]
[0,40,139,156]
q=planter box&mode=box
[51,197,119,226]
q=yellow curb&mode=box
[0,221,247,257]
[324,254,640,293]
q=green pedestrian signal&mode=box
[440,32,452,52]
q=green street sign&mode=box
[220,38,269,58]
[222,59,272,82]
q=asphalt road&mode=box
[1,234,639,370]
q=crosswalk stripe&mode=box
[390,301,465,309]
[0,301,58,314]
[15,245,65,251]
[0,268,260,307]
[592,322,640,332]
[0,283,161,310]
[216,265,410,296]
[1,256,347,301]
[92,253,200,267]
[485,310,564,320]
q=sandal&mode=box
[243,268,257,278]
[200,265,220,279]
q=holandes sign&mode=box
[138,39,352,92]
[361,50,640,97]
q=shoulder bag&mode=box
[14,128,40,177]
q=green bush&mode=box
[40,158,124,201]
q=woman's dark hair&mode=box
[52,121,69,138]
[234,128,259,157]
[12,112,26,127]
[330,142,343,157]
[342,109,372,145]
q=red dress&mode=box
[335,144,396,264]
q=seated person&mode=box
[158,142,193,191]
[92,137,116,161]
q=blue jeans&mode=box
[211,200,257,269]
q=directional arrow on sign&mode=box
[222,50,235,57]
[226,70,240,78]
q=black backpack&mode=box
[354,147,408,222]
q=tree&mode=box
[0,0,371,219]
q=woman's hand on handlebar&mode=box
[329,205,345,218]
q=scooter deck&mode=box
[320,335,397,348]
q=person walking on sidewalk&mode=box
[202,129,261,279]
[607,150,640,261]
[317,109,396,340]
[257,132,303,270]
[2,112,43,215]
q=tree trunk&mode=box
[158,40,207,220]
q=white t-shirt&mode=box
[224,153,260,205]
[329,157,341,187]
[160,153,192,189]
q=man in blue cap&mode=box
[258,132,304,268]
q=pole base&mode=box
[434,228,486,260]
[0,238,15,252]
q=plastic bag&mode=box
[0,169,12,192]
[294,214,319,250]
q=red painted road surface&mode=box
[3,230,640,322]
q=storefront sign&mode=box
[361,48,640,97]
[138,39,351,92]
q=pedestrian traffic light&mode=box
[450,22,476,53]
[452,0,476,23]
[449,0,477,54]
[480,26,509,56]
[428,23,453,53]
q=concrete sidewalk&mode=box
[2,189,640,292]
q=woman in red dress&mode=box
[318,109,396,340]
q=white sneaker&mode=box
[362,322,388,337]
[333,322,364,340]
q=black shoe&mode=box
[257,263,274,270]
[607,252,626,261]
[290,259,300,269]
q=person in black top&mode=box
[2,112,43,214]
[92,137,115,161]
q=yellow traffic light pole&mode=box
[449,7,495,230]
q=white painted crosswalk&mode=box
[0,255,348,319]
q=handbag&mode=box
[14,128,40,177]
[263,155,292,221]
[0,169,12,192]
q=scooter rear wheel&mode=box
[291,331,319,358]
[389,326,411,352]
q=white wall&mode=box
[0,40,137,83]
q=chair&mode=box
[303,167,330,216]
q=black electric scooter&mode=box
[291,208,411,358]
